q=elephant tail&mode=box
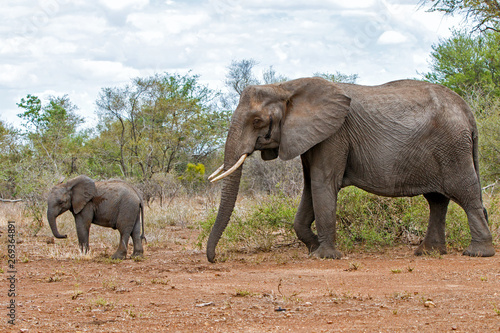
[140,201,147,244]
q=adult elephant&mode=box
[206,77,495,263]
[47,175,146,259]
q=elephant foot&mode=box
[414,242,447,256]
[296,234,320,254]
[463,241,495,257]
[131,251,144,258]
[311,243,342,259]
[111,251,127,260]
[79,244,90,255]
[306,240,320,254]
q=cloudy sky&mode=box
[1,0,461,128]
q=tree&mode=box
[422,29,500,97]
[422,0,500,32]
[262,66,288,85]
[94,72,228,180]
[17,94,84,174]
[223,59,289,110]
[225,59,260,96]
[0,120,21,199]
[314,71,359,84]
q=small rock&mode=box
[424,301,436,308]
[195,302,215,307]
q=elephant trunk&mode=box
[47,208,67,239]
[206,122,246,263]
[206,167,243,262]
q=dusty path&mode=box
[1,227,500,332]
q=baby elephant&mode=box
[47,175,145,259]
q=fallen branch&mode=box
[0,198,23,203]
[482,182,498,191]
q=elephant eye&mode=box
[253,118,264,128]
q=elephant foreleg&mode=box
[294,183,319,253]
[74,215,91,254]
[309,179,342,259]
[415,193,449,256]
[294,158,320,252]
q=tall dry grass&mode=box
[1,188,499,262]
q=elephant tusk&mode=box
[208,164,225,181]
[210,154,247,183]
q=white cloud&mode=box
[0,0,464,128]
[377,30,408,44]
[73,59,141,82]
[127,11,210,35]
[99,0,149,11]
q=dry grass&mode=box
[0,195,218,261]
[2,190,499,262]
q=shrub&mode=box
[197,186,481,256]
[197,192,298,255]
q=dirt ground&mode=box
[2,225,500,333]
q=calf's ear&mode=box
[67,175,97,214]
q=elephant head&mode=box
[206,77,351,262]
[46,175,97,238]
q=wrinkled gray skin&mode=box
[207,77,495,263]
[47,175,145,259]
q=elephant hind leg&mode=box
[461,204,495,257]
[447,177,495,257]
[415,193,449,256]
[112,231,130,260]
[131,215,144,258]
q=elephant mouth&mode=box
[255,136,279,150]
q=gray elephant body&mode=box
[47,176,145,259]
[207,78,495,262]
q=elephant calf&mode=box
[47,175,145,259]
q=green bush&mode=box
[197,193,298,255]
[178,163,206,192]
[336,187,428,251]
[197,186,482,256]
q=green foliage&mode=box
[178,163,206,192]
[0,121,21,198]
[94,72,227,180]
[423,29,500,97]
[336,187,429,251]
[314,71,359,84]
[337,188,471,252]
[476,104,500,183]
[197,186,478,256]
[197,193,298,254]
[16,94,85,175]
[422,0,500,32]
[180,163,205,180]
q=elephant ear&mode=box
[278,78,351,161]
[68,175,97,214]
